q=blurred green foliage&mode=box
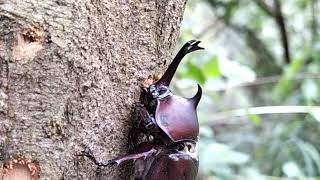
[173,0,320,179]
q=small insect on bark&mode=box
[79,40,204,180]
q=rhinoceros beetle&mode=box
[79,40,203,180]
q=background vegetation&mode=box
[173,0,320,179]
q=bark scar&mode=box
[12,27,44,61]
[2,155,40,180]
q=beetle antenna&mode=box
[189,84,202,108]
[155,40,204,87]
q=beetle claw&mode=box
[78,147,116,167]
[97,160,116,166]
[109,160,118,165]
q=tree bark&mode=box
[0,0,186,179]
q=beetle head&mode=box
[148,40,204,100]
[148,84,170,99]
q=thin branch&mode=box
[253,0,291,64]
[311,0,319,44]
[229,23,281,75]
[209,106,320,121]
[274,0,291,64]
[254,0,291,64]
[205,0,282,75]
[254,0,275,17]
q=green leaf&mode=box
[179,61,206,84]
[296,140,320,175]
[247,114,261,126]
[302,142,320,174]
[285,58,304,78]
[202,56,221,78]
[273,58,304,102]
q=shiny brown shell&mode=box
[155,95,199,142]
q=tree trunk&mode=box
[0,0,186,179]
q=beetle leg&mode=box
[135,103,156,130]
[109,148,157,165]
[78,147,157,166]
[128,126,146,152]
[128,128,137,152]
[78,147,116,167]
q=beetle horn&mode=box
[155,40,204,87]
[189,84,202,108]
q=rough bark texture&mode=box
[0,0,186,179]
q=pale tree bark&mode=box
[0,0,187,179]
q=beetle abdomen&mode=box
[144,151,198,180]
